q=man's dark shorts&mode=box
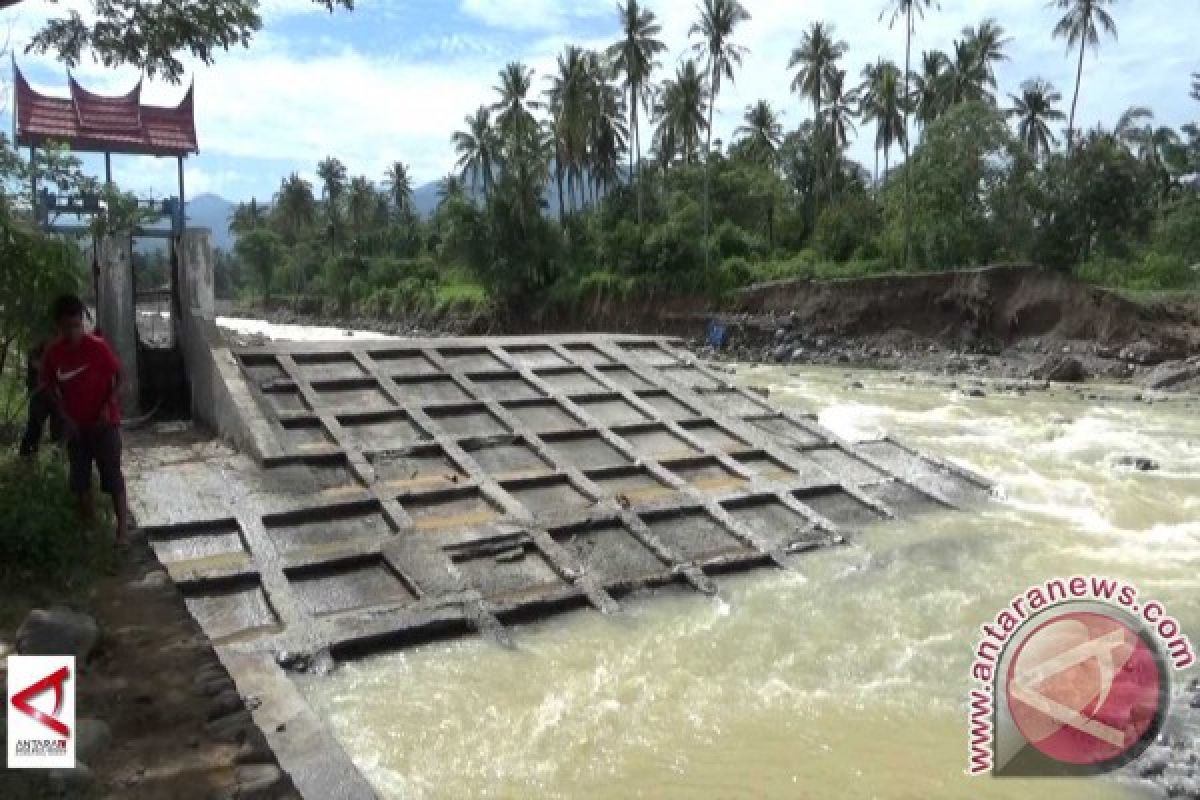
[67,425,125,495]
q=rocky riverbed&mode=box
[688,320,1200,395]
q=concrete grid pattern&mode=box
[139,335,991,662]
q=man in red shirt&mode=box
[41,294,130,547]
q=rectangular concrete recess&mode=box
[134,334,992,800]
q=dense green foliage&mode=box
[215,4,1199,317]
[0,453,113,587]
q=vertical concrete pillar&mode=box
[177,229,215,322]
[96,234,139,415]
[175,229,218,429]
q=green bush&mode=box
[0,452,112,585]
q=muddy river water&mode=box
[299,365,1200,800]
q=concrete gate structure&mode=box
[126,230,994,799]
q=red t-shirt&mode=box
[41,333,122,427]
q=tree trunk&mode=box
[555,155,565,225]
[631,84,642,228]
[704,62,716,272]
[903,5,913,272]
[1067,41,1086,152]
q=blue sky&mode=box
[5,0,1199,203]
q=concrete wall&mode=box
[96,235,140,414]
[176,229,276,461]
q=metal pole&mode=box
[105,152,112,185]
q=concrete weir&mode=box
[127,243,992,799]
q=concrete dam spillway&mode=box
[128,298,993,797]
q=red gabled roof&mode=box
[14,64,198,157]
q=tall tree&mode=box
[545,46,591,219]
[690,0,751,267]
[946,37,994,107]
[820,68,859,200]
[316,156,348,252]
[1051,0,1118,150]
[345,176,375,241]
[961,18,1011,89]
[229,197,265,237]
[273,173,317,244]
[607,0,666,226]
[734,100,784,166]
[453,107,500,202]
[383,162,414,218]
[912,50,951,126]
[1007,78,1065,161]
[653,60,709,169]
[493,62,541,147]
[585,53,629,203]
[882,0,937,269]
[788,21,848,120]
[859,60,906,184]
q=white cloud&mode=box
[459,0,610,32]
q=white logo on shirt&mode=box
[56,365,88,383]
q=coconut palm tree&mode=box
[912,50,951,126]
[820,69,858,201]
[1114,105,1153,144]
[585,54,629,203]
[690,0,751,266]
[946,37,994,106]
[1007,78,1065,161]
[607,0,666,225]
[316,156,347,253]
[1051,0,1118,150]
[859,60,906,185]
[436,174,465,210]
[787,21,848,120]
[881,0,936,270]
[453,106,500,202]
[382,162,414,218]
[653,60,708,169]
[545,46,591,220]
[734,100,784,166]
[273,173,316,244]
[961,18,1010,89]
[229,197,265,237]
[345,176,375,241]
[492,62,540,148]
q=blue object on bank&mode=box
[706,320,728,349]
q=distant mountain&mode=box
[186,193,236,251]
[413,181,441,217]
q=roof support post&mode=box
[104,152,112,185]
[176,156,186,234]
[29,144,37,225]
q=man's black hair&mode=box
[51,294,86,322]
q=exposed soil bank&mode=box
[226,266,1200,389]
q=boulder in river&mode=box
[1115,456,1160,472]
[1032,355,1089,383]
[1120,340,1172,366]
[1142,358,1200,391]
